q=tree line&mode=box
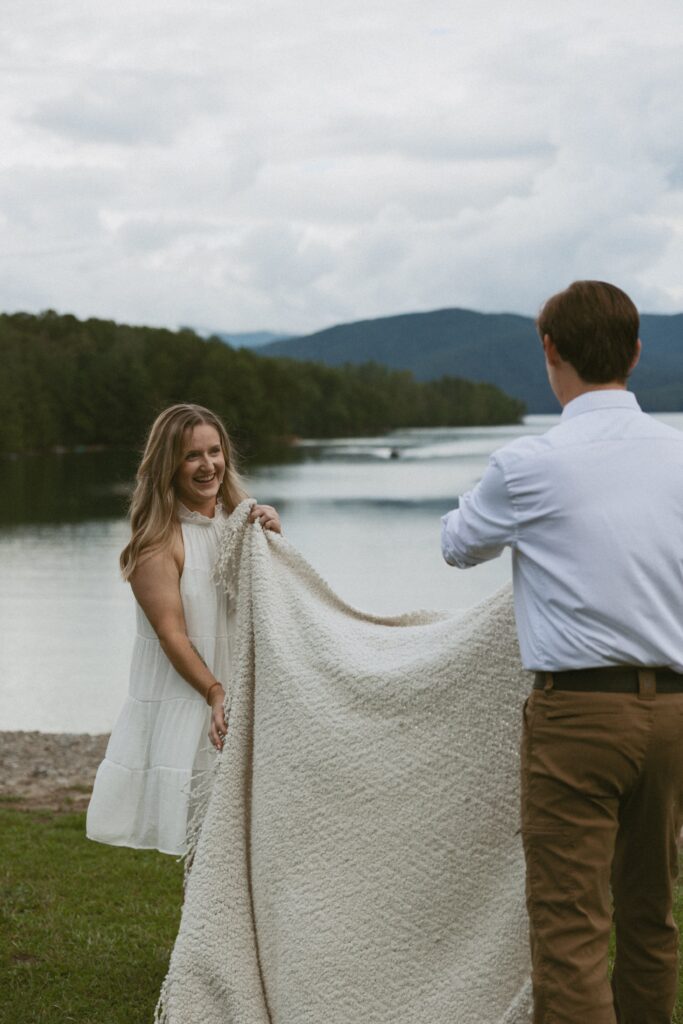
[0,310,525,457]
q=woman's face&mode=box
[174,423,226,512]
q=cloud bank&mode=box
[1,0,682,332]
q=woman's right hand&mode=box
[208,684,228,751]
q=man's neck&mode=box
[556,379,627,408]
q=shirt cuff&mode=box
[441,511,479,568]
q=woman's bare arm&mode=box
[130,539,228,750]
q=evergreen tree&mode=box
[0,311,525,455]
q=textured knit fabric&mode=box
[86,502,234,856]
[156,500,533,1023]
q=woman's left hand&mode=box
[249,504,282,534]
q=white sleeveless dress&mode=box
[86,502,234,856]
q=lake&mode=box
[2,413,682,733]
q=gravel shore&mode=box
[0,731,109,812]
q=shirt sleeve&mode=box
[440,456,517,568]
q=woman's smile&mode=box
[174,424,226,513]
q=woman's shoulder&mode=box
[130,528,184,585]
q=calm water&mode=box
[3,414,682,733]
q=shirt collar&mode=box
[176,498,224,524]
[560,389,641,421]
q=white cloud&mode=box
[28,70,220,146]
[0,0,682,332]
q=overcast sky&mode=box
[1,0,682,334]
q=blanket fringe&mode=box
[183,740,225,885]
[153,741,225,1024]
[153,983,169,1024]
[214,498,255,602]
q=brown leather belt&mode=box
[533,666,683,694]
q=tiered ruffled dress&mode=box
[86,502,234,855]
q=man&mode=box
[441,280,683,1023]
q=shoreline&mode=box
[0,731,109,812]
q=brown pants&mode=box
[521,683,683,1023]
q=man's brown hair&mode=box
[536,280,639,383]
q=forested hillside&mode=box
[261,308,683,413]
[0,311,525,455]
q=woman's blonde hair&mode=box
[120,404,248,579]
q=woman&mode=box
[86,403,281,856]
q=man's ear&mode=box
[542,333,562,367]
[629,338,642,374]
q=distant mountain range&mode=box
[258,308,683,413]
[214,330,291,349]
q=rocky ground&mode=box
[0,731,109,812]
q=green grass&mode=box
[1,806,681,1023]
[0,808,183,1024]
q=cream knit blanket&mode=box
[156,500,533,1023]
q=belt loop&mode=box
[544,672,554,692]
[638,669,656,701]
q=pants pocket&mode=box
[523,828,581,900]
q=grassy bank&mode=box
[0,807,183,1024]
[1,805,681,1023]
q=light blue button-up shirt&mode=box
[441,390,683,672]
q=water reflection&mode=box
[1,450,137,525]
[0,442,304,526]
